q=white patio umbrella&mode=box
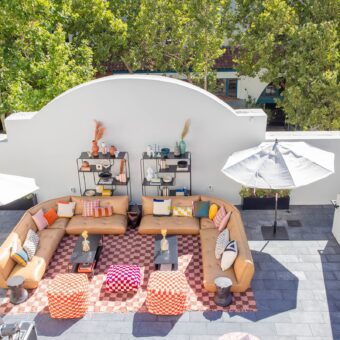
[222,140,334,237]
[0,173,39,206]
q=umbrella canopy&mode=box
[0,173,39,205]
[222,140,334,190]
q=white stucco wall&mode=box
[0,75,338,205]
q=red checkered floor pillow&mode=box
[47,273,89,319]
[146,271,189,315]
[105,264,141,292]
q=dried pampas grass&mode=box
[181,119,191,140]
[94,120,105,141]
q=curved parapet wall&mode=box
[1,74,268,203]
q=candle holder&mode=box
[161,229,169,252]
[81,230,90,252]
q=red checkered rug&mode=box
[0,229,256,315]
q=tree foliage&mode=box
[111,0,231,90]
[0,0,126,116]
[231,0,340,130]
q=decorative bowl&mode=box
[85,190,96,197]
[99,171,112,178]
[177,160,188,168]
[162,176,172,183]
[161,148,170,158]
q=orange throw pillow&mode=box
[44,208,58,225]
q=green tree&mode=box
[114,0,231,90]
[0,0,95,117]
[231,0,340,130]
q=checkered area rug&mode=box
[0,229,256,315]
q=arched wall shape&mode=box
[0,74,268,203]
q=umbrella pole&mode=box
[273,192,278,234]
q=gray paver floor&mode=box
[0,205,339,340]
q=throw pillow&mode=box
[57,202,76,218]
[193,201,210,218]
[173,206,193,217]
[215,229,230,259]
[31,209,48,231]
[82,199,100,217]
[218,211,232,232]
[11,248,29,266]
[213,206,227,229]
[153,199,171,216]
[93,206,113,217]
[23,229,40,260]
[44,208,58,226]
[209,203,219,220]
[220,240,238,271]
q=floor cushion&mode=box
[105,264,141,292]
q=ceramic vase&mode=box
[179,140,186,155]
[92,140,99,157]
[109,145,117,157]
[174,142,180,157]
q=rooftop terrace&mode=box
[1,205,339,340]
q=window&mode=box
[226,79,237,97]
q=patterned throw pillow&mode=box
[173,206,193,217]
[31,209,48,231]
[193,201,210,218]
[44,208,58,225]
[153,199,172,216]
[57,202,76,218]
[213,206,227,229]
[23,229,40,260]
[82,199,100,217]
[220,240,238,271]
[215,229,230,259]
[209,204,219,220]
[93,206,113,217]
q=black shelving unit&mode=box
[140,151,192,196]
[77,151,131,200]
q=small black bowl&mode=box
[177,160,188,168]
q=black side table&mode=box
[214,277,233,307]
[7,276,28,305]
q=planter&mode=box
[242,196,290,210]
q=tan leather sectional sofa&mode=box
[139,195,254,293]
[0,196,128,289]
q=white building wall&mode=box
[0,75,338,205]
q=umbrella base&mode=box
[261,226,289,240]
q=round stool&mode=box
[214,277,232,307]
[7,276,28,305]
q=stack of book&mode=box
[78,262,95,273]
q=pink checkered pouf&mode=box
[105,265,141,292]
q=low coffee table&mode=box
[154,235,178,270]
[70,234,103,275]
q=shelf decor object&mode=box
[140,151,192,197]
[179,119,190,156]
[76,150,131,200]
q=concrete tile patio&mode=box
[0,205,339,340]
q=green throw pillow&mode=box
[193,201,210,218]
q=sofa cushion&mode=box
[142,196,200,216]
[139,215,199,235]
[200,228,237,292]
[48,217,69,230]
[71,196,128,216]
[8,228,65,289]
[28,196,71,215]
[200,218,216,230]
[66,215,127,235]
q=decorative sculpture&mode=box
[161,229,169,252]
[81,230,90,252]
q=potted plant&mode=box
[239,187,290,210]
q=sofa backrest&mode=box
[28,196,71,215]
[0,212,37,285]
[71,196,129,216]
[142,195,201,215]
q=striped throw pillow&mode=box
[93,206,113,217]
[213,206,227,229]
[173,206,192,217]
[82,199,100,217]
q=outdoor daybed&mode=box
[139,195,255,293]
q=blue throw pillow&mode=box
[193,201,210,218]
